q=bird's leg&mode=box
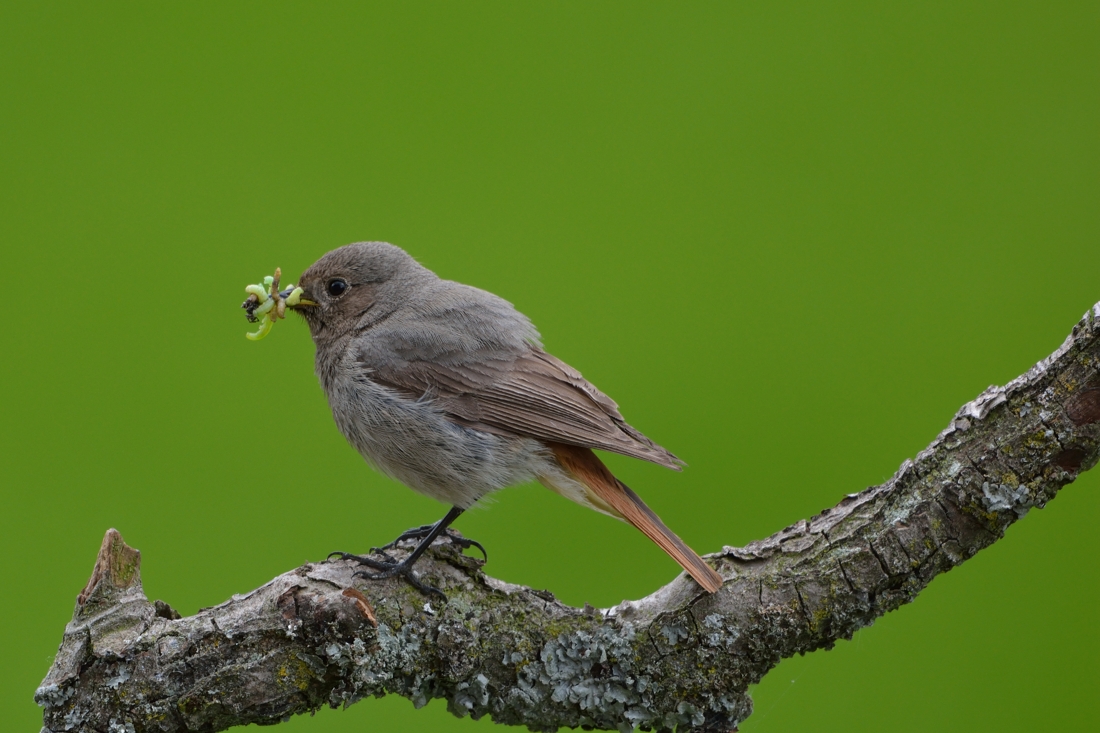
[371,521,487,560]
[329,506,479,599]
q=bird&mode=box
[285,242,723,597]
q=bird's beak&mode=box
[280,287,318,308]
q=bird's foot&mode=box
[373,525,487,560]
[328,551,448,599]
[327,508,479,600]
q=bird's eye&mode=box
[326,279,349,297]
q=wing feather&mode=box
[354,283,682,469]
[362,344,682,470]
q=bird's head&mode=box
[289,241,432,343]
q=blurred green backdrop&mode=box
[2,2,1097,731]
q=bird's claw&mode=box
[353,561,448,600]
[328,549,398,564]
[330,551,448,599]
[327,510,480,601]
[375,526,487,560]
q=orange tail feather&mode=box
[550,443,723,594]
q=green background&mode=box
[3,2,1097,731]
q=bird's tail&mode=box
[545,443,723,594]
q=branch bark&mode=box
[38,303,1100,733]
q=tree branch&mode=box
[38,303,1100,733]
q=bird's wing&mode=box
[359,338,683,470]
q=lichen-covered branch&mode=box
[38,304,1100,733]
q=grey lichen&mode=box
[516,623,642,731]
[658,623,690,647]
[34,682,76,710]
[326,622,424,704]
[981,480,1034,516]
[702,613,739,648]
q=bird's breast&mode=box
[322,368,548,507]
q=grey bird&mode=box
[285,242,723,596]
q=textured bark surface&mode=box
[38,303,1100,733]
